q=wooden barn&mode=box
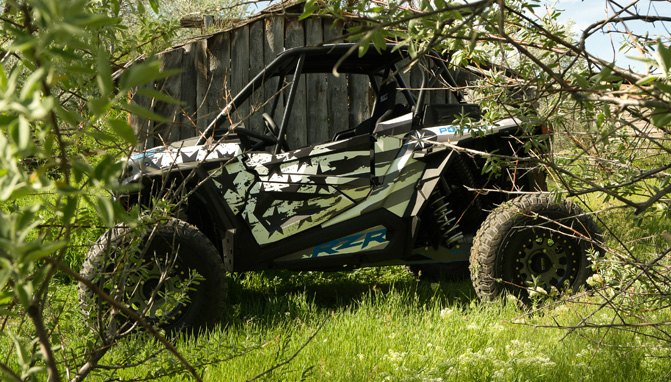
[131,0,462,150]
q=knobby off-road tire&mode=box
[79,219,227,333]
[469,194,602,301]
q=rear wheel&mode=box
[79,219,227,333]
[469,194,602,301]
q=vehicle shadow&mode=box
[224,268,477,325]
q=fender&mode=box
[403,148,456,218]
[121,166,237,251]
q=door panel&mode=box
[242,135,374,245]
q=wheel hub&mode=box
[507,228,580,290]
[529,252,553,274]
[125,251,187,325]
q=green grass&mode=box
[15,267,668,382]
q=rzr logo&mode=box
[312,228,387,257]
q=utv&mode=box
[80,44,602,331]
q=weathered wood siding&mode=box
[131,15,458,149]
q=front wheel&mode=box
[469,194,602,301]
[79,219,227,333]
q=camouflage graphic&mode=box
[126,141,242,181]
[124,117,520,247]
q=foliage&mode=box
[1,0,670,380]
[0,0,213,380]
[307,0,671,357]
[141,0,249,40]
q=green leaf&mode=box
[15,205,40,235]
[651,108,671,128]
[96,48,113,97]
[636,75,658,86]
[573,72,590,89]
[111,0,120,16]
[9,333,31,366]
[15,282,33,308]
[72,157,93,183]
[135,88,183,105]
[0,65,7,89]
[9,35,37,53]
[299,0,317,20]
[95,196,115,228]
[0,291,12,305]
[54,104,82,126]
[86,129,117,143]
[119,61,180,91]
[654,40,671,77]
[109,118,137,146]
[25,241,65,263]
[9,116,31,152]
[88,98,111,115]
[19,68,45,101]
[149,0,160,13]
[122,102,168,123]
[61,196,78,224]
[626,55,656,66]
[654,81,671,95]
[93,155,116,181]
[371,30,386,53]
[72,14,119,28]
[0,266,11,291]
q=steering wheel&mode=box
[235,127,277,151]
[261,112,290,152]
[262,113,279,138]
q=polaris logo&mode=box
[438,126,459,134]
[312,228,387,257]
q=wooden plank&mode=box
[323,17,344,43]
[206,33,229,136]
[324,20,347,139]
[195,39,210,133]
[130,86,153,150]
[349,73,370,129]
[264,16,285,123]
[180,44,197,140]
[249,20,265,135]
[207,33,225,124]
[231,25,250,127]
[220,33,232,112]
[305,17,328,145]
[154,49,183,145]
[285,18,306,149]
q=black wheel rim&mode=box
[499,225,583,294]
[114,235,196,328]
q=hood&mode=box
[123,138,243,183]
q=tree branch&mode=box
[45,258,203,382]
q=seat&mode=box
[332,80,398,141]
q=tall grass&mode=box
[16,266,668,381]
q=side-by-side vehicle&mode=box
[80,44,602,331]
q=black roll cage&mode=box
[198,43,462,151]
